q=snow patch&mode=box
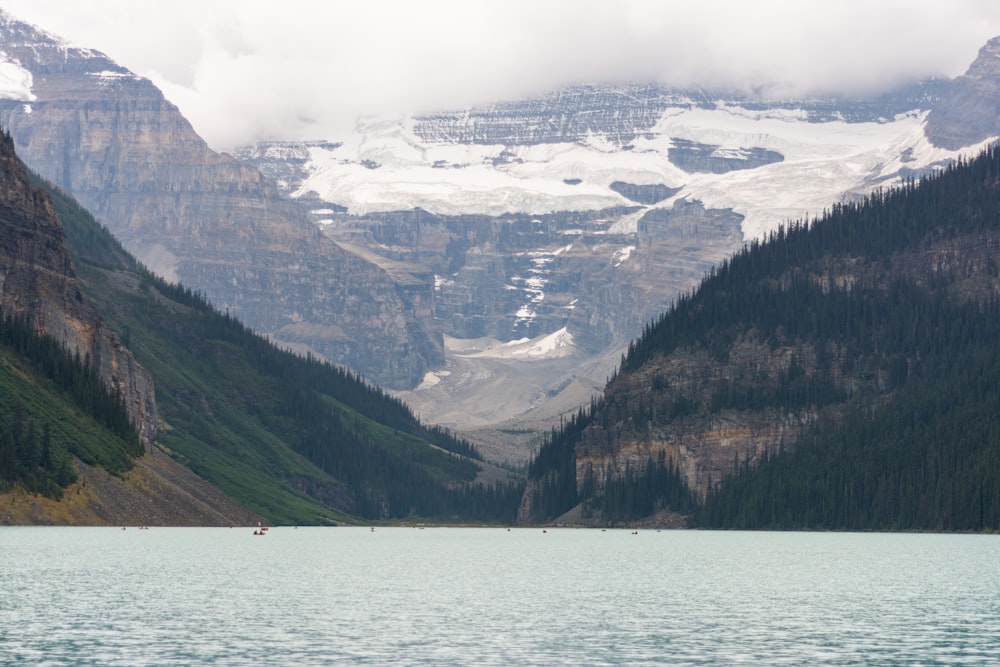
[416,371,442,389]
[0,56,35,101]
[459,327,577,360]
[612,245,635,267]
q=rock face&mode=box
[0,130,157,446]
[322,200,742,379]
[292,198,745,449]
[0,11,441,388]
[667,139,784,174]
[411,82,945,146]
[926,36,1000,149]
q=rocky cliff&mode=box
[0,129,157,446]
[925,36,1000,149]
[0,11,441,388]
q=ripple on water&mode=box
[1,527,998,666]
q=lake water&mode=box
[1,527,997,666]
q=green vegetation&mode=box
[0,312,141,498]
[25,173,524,524]
[526,146,1000,531]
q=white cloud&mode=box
[4,0,1000,150]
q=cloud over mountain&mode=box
[5,0,1000,149]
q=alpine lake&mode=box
[2,526,997,666]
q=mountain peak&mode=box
[925,34,1000,150]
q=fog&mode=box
[5,0,1000,150]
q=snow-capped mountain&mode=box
[240,81,961,237]
[235,74,994,444]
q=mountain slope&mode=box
[41,170,521,525]
[926,36,1000,149]
[0,129,261,526]
[521,145,1000,531]
[0,9,441,389]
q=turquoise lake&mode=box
[1,527,998,665]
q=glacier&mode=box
[290,103,983,241]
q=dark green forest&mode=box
[526,145,1000,531]
[1,171,525,524]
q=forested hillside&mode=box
[523,146,1000,531]
[0,311,140,499]
[28,176,523,524]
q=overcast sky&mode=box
[5,0,1000,151]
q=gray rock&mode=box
[926,36,1000,150]
[0,10,441,389]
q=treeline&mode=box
[0,310,143,498]
[525,144,1000,530]
[0,310,141,457]
[524,406,595,520]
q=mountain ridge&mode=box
[0,9,441,389]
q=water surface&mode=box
[2,527,997,665]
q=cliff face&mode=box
[0,131,157,446]
[925,36,1000,149]
[0,11,441,388]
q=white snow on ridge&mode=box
[0,55,35,101]
[293,105,987,240]
[459,327,577,361]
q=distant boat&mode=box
[253,521,269,536]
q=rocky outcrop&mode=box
[608,182,679,205]
[0,130,157,446]
[571,341,836,502]
[668,139,784,174]
[925,36,1000,149]
[0,11,441,388]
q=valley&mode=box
[1,6,999,529]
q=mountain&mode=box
[0,128,261,525]
[521,145,1000,531]
[235,75,979,448]
[47,171,522,525]
[4,7,999,468]
[0,128,155,446]
[925,36,1000,149]
[0,9,440,389]
[0,125,520,524]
